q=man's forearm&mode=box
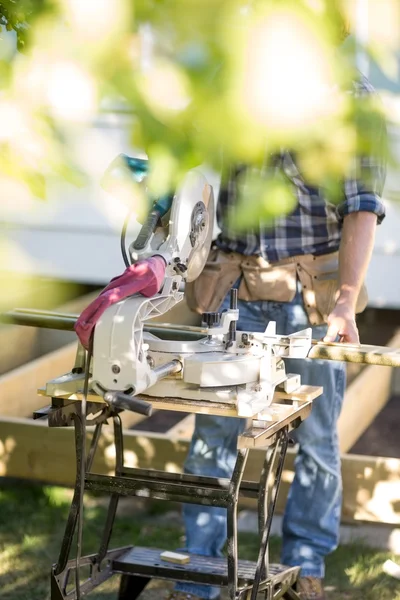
[336,211,377,311]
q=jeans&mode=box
[175,290,346,599]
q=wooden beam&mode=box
[151,297,201,326]
[248,450,400,525]
[0,290,100,375]
[1,416,400,525]
[0,325,38,376]
[0,343,78,417]
[338,329,400,452]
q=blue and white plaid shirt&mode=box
[216,76,386,262]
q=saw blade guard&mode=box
[163,168,215,282]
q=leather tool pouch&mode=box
[185,248,368,323]
[297,252,368,324]
[238,256,297,303]
[185,248,242,314]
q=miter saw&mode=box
[61,155,313,420]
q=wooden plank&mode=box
[0,343,78,417]
[1,416,400,525]
[151,297,201,327]
[244,449,400,525]
[309,338,400,367]
[0,290,100,375]
[338,329,400,453]
[0,325,38,376]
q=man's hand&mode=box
[324,212,378,345]
[323,303,359,344]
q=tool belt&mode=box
[185,247,368,326]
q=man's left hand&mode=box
[323,304,359,344]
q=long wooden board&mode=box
[1,415,400,525]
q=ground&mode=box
[1,481,400,600]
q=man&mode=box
[168,72,386,600]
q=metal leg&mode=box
[227,449,249,600]
[101,414,152,599]
[118,574,151,600]
[97,415,123,563]
[54,412,85,575]
[54,417,104,575]
[250,428,290,600]
[52,410,130,599]
[257,446,279,582]
[86,422,104,471]
[51,547,130,600]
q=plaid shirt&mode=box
[216,75,386,262]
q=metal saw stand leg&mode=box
[235,428,301,600]
[252,429,302,600]
[50,404,148,600]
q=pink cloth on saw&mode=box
[74,256,166,350]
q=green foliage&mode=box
[0,0,49,50]
[231,169,297,230]
[0,0,393,221]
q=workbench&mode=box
[37,384,322,600]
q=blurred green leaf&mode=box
[0,0,393,224]
[230,170,297,230]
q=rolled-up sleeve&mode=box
[337,154,386,223]
[336,78,387,224]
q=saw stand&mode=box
[39,384,321,600]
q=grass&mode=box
[1,481,400,600]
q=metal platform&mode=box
[113,546,300,595]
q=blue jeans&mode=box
[175,290,346,599]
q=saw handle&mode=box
[104,391,152,416]
[132,209,161,251]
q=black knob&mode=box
[202,312,220,328]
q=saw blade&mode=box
[186,186,214,282]
[169,169,215,283]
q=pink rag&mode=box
[74,256,166,350]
